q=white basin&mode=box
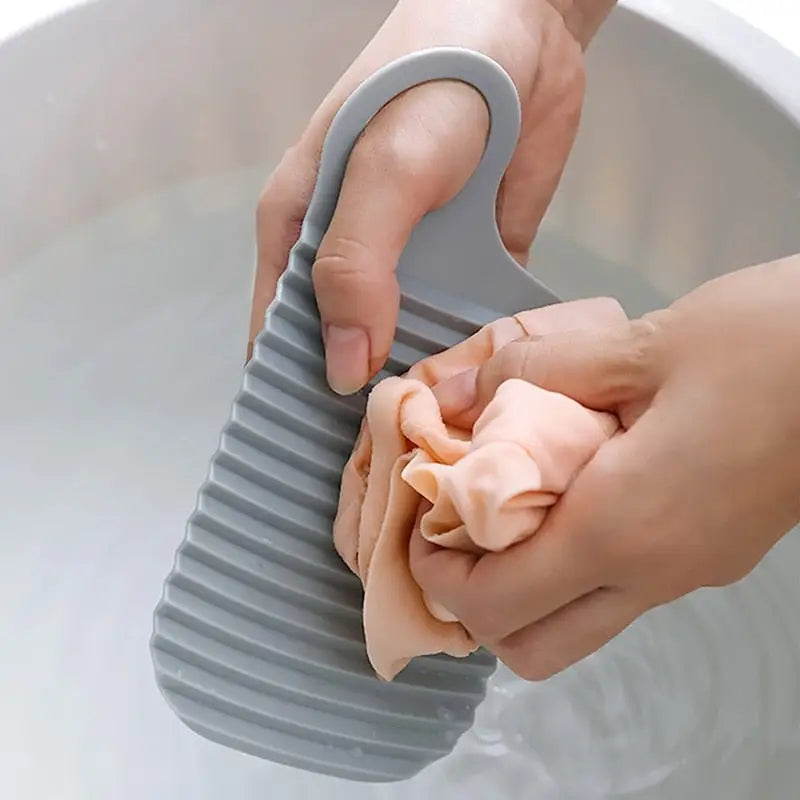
[1,1,798,798]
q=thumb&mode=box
[436,315,666,427]
[313,80,489,395]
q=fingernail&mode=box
[433,368,478,416]
[324,325,370,395]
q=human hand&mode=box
[250,0,616,392]
[332,296,626,679]
[410,255,800,680]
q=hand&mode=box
[410,255,800,680]
[250,0,616,392]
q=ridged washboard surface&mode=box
[152,47,559,782]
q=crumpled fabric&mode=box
[333,299,627,680]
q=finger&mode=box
[409,500,603,645]
[250,145,319,360]
[494,587,643,681]
[412,429,642,645]
[440,315,665,426]
[432,367,481,423]
[431,296,631,425]
[496,26,585,262]
[478,325,652,409]
[408,511,480,610]
[247,9,407,362]
[313,80,489,394]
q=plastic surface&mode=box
[151,47,559,783]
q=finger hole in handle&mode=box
[304,47,522,242]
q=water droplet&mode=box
[490,683,515,700]
[436,705,455,722]
[474,726,503,746]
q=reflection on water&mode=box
[2,168,799,800]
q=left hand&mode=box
[410,255,800,680]
[249,0,615,386]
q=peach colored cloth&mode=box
[333,300,627,680]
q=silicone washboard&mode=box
[151,47,560,783]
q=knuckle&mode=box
[456,560,517,645]
[458,599,504,645]
[312,236,379,293]
[512,339,540,383]
[617,314,666,382]
[487,340,543,386]
[497,640,564,682]
[256,143,311,222]
[518,660,561,682]
[573,314,666,406]
[348,81,488,209]
[316,233,371,267]
[625,316,659,361]
[351,126,428,186]
[458,598,499,644]
[352,90,455,189]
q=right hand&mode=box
[250,0,616,393]
[412,255,800,681]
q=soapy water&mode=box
[2,168,799,800]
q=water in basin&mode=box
[2,1,800,798]
[2,163,799,800]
